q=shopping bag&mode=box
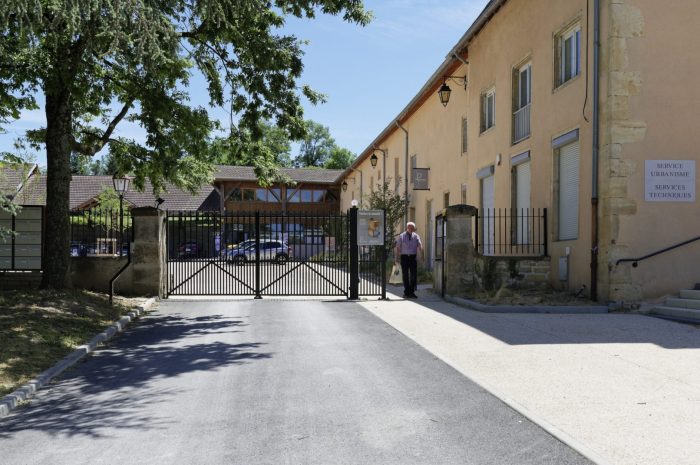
[389,264,403,284]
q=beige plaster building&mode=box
[341,0,700,302]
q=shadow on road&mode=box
[0,312,272,438]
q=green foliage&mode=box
[71,152,118,175]
[294,120,336,167]
[0,0,370,287]
[324,146,355,170]
[0,151,36,239]
[364,178,408,250]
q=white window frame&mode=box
[557,24,581,86]
[516,63,531,110]
[481,87,496,132]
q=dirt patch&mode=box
[457,286,598,306]
[0,289,150,397]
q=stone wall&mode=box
[473,256,551,292]
[69,256,132,293]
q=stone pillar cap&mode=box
[439,204,478,218]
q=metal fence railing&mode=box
[513,103,531,143]
[475,207,547,257]
[70,208,132,257]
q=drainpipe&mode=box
[591,0,601,301]
[349,167,364,205]
[109,250,131,306]
[395,120,409,226]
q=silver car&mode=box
[224,239,290,265]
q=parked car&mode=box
[223,239,290,265]
[178,242,200,259]
[220,239,256,258]
[70,241,88,257]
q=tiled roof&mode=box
[214,165,344,184]
[0,164,39,199]
[68,176,219,210]
[3,163,341,210]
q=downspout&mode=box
[591,0,601,300]
[395,120,409,226]
[109,249,131,306]
[349,167,364,205]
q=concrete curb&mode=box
[445,294,609,314]
[0,297,157,419]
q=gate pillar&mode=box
[436,205,477,296]
[131,207,167,297]
[349,206,359,300]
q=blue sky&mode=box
[0,0,489,166]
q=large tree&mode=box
[324,146,354,169]
[0,0,370,288]
[293,119,335,167]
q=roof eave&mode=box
[343,0,508,178]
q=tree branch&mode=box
[72,97,135,156]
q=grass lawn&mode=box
[0,289,147,397]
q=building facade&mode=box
[340,0,700,302]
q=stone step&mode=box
[650,306,700,323]
[679,289,700,300]
[665,297,700,310]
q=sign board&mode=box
[357,210,385,246]
[413,168,430,190]
[645,160,695,202]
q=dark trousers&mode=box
[400,254,418,295]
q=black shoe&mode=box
[408,293,418,298]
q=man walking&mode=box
[395,221,423,298]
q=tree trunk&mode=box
[41,87,73,289]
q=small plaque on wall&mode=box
[413,168,430,190]
[357,210,385,246]
[645,160,695,202]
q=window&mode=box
[227,188,255,202]
[511,152,532,245]
[556,23,581,87]
[410,154,417,184]
[443,192,450,208]
[461,183,467,204]
[513,62,531,143]
[461,118,468,153]
[394,158,400,192]
[480,174,495,255]
[481,88,495,132]
[287,189,300,203]
[556,140,580,240]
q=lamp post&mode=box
[112,175,130,256]
[371,147,388,187]
[437,75,467,107]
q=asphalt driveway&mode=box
[0,299,592,465]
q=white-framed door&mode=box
[515,161,531,245]
[481,175,495,255]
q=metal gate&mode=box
[165,210,385,298]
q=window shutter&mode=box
[516,161,531,244]
[481,175,495,255]
[480,93,486,132]
[461,118,468,153]
[558,141,580,240]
